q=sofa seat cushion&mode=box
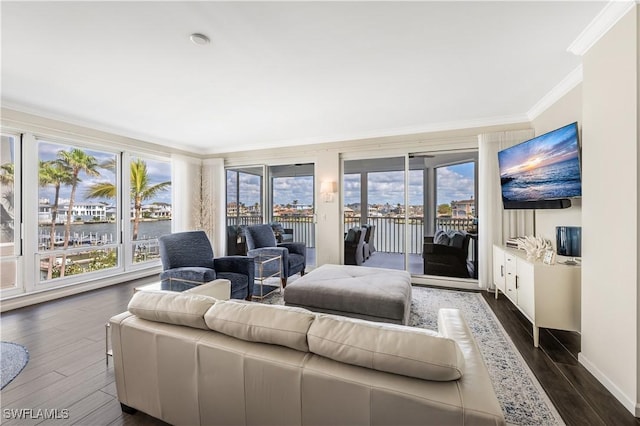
[308,314,465,381]
[127,290,217,330]
[204,300,316,352]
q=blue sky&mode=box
[498,123,579,178]
[38,142,474,209]
[345,163,474,206]
[38,141,172,205]
[229,162,475,208]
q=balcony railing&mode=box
[227,215,315,248]
[345,216,475,254]
[227,215,475,254]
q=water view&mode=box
[38,220,171,248]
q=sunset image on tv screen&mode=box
[498,123,581,202]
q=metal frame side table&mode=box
[253,254,282,300]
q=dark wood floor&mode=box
[1,277,637,425]
[483,291,640,426]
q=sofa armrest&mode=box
[437,308,505,424]
[184,279,231,300]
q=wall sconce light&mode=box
[320,181,337,203]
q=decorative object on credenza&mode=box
[542,249,555,265]
[505,237,521,249]
[517,235,552,261]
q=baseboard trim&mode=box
[578,352,639,417]
[411,275,480,291]
[0,267,161,312]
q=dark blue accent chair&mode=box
[158,231,254,299]
[244,224,306,287]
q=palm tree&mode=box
[57,149,99,246]
[86,158,170,241]
[39,160,73,279]
[1,162,15,241]
[57,149,99,276]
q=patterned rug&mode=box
[1,341,29,390]
[262,285,565,426]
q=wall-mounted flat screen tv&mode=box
[498,122,581,209]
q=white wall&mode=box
[171,154,203,232]
[531,84,583,250]
[580,7,639,415]
[314,151,341,267]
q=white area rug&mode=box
[262,285,565,426]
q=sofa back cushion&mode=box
[307,315,465,381]
[204,300,316,352]
[128,290,217,330]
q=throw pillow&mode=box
[449,232,467,249]
[434,229,450,246]
[345,228,357,243]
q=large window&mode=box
[1,134,19,293]
[37,140,120,282]
[34,140,173,286]
[0,129,174,301]
[128,156,172,264]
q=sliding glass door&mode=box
[416,152,478,279]
[269,163,315,267]
[343,157,410,272]
[343,151,477,279]
[226,167,264,227]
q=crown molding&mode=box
[567,1,636,56]
[527,65,583,121]
[1,101,199,155]
[3,100,531,156]
[204,114,531,154]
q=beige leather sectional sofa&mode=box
[110,290,505,425]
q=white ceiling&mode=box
[1,1,606,154]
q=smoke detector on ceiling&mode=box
[190,33,210,46]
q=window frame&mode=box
[0,132,23,297]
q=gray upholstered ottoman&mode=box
[283,264,412,324]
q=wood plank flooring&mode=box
[482,291,640,426]
[0,276,637,425]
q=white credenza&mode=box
[493,245,581,347]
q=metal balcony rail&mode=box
[228,215,475,254]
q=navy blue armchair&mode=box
[244,224,306,287]
[158,231,254,299]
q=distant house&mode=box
[38,202,111,223]
[451,198,475,218]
